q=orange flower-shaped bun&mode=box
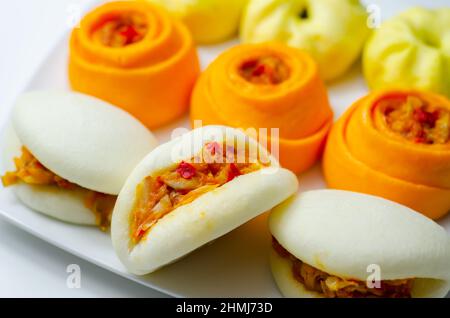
[69,1,200,128]
[190,43,333,174]
[323,90,450,219]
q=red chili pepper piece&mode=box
[384,106,394,116]
[413,108,427,123]
[227,163,241,182]
[176,189,190,195]
[155,175,164,185]
[414,130,431,144]
[176,161,196,179]
[413,107,438,128]
[135,226,146,240]
[205,141,222,156]
[242,59,258,69]
[431,110,440,123]
[414,136,427,143]
[120,25,139,44]
[252,64,267,77]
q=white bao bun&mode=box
[3,90,158,225]
[269,190,450,298]
[111,125,299,275]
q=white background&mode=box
[0,0,448,297]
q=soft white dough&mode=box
[270,248,450,298]
[269,190,450,298]
[2,121,21,171]
[2,124,96,225]
[111,125,299,275]
[13,183,96,225]
[12,90,158,195]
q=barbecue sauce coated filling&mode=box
[1,147,116,230]
[239,56,290,85]
[92,12,147,47]
[130,142,266,244]
[272,237,414,298]
[378,95,450,144]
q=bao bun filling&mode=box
[239,55,290,85]
[91,11,148,47]
[272,237,414,298]
[130,141,267,243]
[2,147,116,230]
[377,94,450,144]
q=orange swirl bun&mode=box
[69,1,200,128]
[323,90,450,219]
[190,43,333,174]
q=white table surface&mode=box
[0,0,448,297]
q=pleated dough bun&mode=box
[3,90,158,225]
[269,190,450,298]
[111,125,299,275]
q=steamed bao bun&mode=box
[363,7,450,98]
[3,90,158,225]
[269,190,450,298]
[240,0,371,81]
[111,125,299,275]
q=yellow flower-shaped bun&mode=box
[363,7,450,98]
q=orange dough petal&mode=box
[190,43,333,174]
[69,1,200,128]
[323,90,450,219]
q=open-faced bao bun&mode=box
[111,125,299,275]
[3,90,158,225]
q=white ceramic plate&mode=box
[1,1,449,297]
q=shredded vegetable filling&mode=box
[272,237,414,298]
[92,12,147,47]
[239,55,290,85]
[379,95,450,144]
[130,142,266,243]
[1,147,115,230]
